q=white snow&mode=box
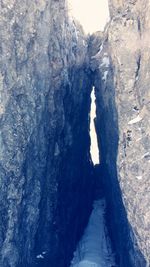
[102,71,108,82]
[99,44,104,54]
[91,54,100,60]
[70,199,115,267]
[91,45,104,60]
[101,56,110,68]
[128,115,142,125]
[36,254,44,259]
[36,251,47,260]
[136,176,142,180]
[83,40,86,46]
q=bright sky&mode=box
[68,0,110,34]
[90,88,99,165]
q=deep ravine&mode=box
[69,85,115,267]
[0,1,150,267]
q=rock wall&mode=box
[91,0,150,266]
[1,0,150,266]
[0,1,94,266]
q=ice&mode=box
[128,115,142,125]
[70,199,115,267]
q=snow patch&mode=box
[70,199,115,267]
[99,44,104,54]
[36,254,44,259]
[128,115,142,125]
[102,71,108,82]
[101,56,110,67]
[96,43,104,56]
[83,40,86,46]
[136,176,142,180]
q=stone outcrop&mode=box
[0,1,94,266]
[90,0,150,266]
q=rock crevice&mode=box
[0,1,150,267]
[90,1,150,265]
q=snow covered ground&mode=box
[70,199,115,267]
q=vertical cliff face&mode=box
[1,0,150,267]
[91,0,150,266]
[0,1,94,267]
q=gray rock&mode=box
[0,1,94,266]
[1,0,150,266]
[92,0,150,265]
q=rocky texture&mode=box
[0,1,95,266]
[90,0,150,266]
[1,0,150,267]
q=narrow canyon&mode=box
[0,1,150,267]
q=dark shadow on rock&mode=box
[30,66,96,267]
